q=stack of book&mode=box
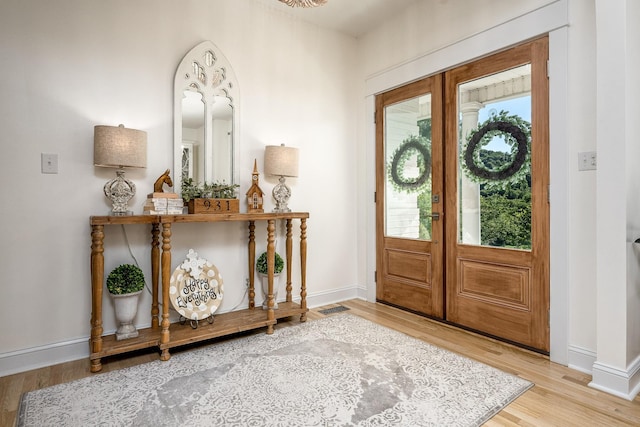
[143,193,184,215]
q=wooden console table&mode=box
[89,212,309,373]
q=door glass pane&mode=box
[384,94,432,240]
[457,64,532,250]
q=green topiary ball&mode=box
[256,252,284,275]
[106,264,145,295]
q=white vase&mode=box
[111,290,142,340]
[260,273,281,310]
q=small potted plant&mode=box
[256,251,284,309]
[106,264,145,340]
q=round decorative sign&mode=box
[170,249,223,321]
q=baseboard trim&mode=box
[305,285,361,308]
[0,287,362,377]
[589,355,640,400]
[567,345,596,374]
[0,338,89,378]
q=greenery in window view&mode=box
[417,119,433,240]
[477,150,531,249]
[413,118,531,249]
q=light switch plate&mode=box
[41,153,58,174]
[578,151,596,171]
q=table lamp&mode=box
[94,124,147,215]
[264,144,299,213]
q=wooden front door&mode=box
[376,37,550,352]
[375,75,445,318]
[444,38,549,352]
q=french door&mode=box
[376,37,549,352]
[375,75,444,318]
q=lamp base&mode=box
[104,169,136,216]
[272,176,292,213]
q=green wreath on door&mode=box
[461,110,531,190]
[387,135,431,194]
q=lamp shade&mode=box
[94,124,147,168]
[264,144,299,177]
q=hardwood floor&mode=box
[2,299,640,426]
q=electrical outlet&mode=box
[41,153,58,174]
[578,151,596,171]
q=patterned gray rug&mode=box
[18,314,532,426]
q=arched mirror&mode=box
[174,41,239,193]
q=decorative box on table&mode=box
[187,198,240,214]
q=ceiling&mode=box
[254,0,420,38]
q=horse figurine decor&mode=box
[145,170,182,213]
[153,169,174,193]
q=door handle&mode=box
[431,212,441,221]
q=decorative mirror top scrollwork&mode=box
[174,41,239,195]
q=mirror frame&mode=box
[173,41,239,194]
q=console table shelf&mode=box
[89,212,309,372]
[91,328,159,359]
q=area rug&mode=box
[17,314,532,426]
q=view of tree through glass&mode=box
[458,65,532,250]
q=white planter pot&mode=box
[111,290,142,340]
[259,273,281,310]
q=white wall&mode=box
[359,0,555,79]
[625,0,640,364]
[591,0,640,399]
[0,0,360,374]
[566,0,598,365]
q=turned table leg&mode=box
[160,222,172,360]
[286,219,293,303]
[90,224,104,373]
[266,219,275,334]
[300,218,307,322]
[151,223,160,329]
[248,221,256,309]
